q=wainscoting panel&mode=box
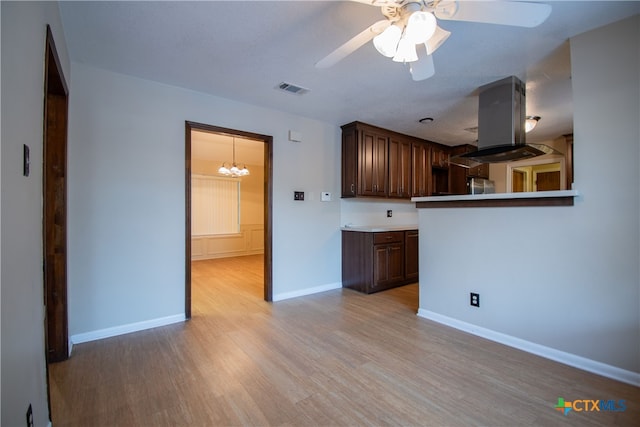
[192,224,263,260]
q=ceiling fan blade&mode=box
[315,20,391,68]
[348,0,395,6]
[435,1,552,28]
[409,47,435,81]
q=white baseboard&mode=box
[70,314,186,345]
[417,309,640,387]
[273,282,342,302]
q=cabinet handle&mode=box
[351,183,355,194]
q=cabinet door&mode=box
[404,230,419,282]
[469,163,490,179]
[359,130,388,197]
[449,145,470,195]
[388,243,405,283]
[388,136,412,198]
[373,243,405,289]
[411,142,431,197]
[431,146,449,169]
[341,127,358,197]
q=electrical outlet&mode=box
[294,191,304,201]
[387,210,392,218]
[26,404,33,427]
[470,292,480,307]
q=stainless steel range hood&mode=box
[453,76,546,166]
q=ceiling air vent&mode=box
[276,82,310,95]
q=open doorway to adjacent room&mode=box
[185,122,273,318]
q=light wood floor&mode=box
[49,255,639,426]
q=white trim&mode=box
[273,282,342,302]
[70,314,186,345]
[417,309,640,387]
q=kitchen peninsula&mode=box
[411,189,579,208]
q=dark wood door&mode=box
[411,142,431,197]
[536,171,561,191]
[388,136,412,198]
[359,130,388,197]
[513,170,526,192]
[43,27,69,363]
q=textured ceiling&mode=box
[59,1,640,146]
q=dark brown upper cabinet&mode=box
[342,122,451,200]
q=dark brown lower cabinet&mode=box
[342,229,418,294]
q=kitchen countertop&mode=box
[341,224,418,232]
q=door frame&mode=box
[506,156,565,193]
[185,121,273,318]
[43,25,69,362]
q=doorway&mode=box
[43,25,69,363]
[185,122,273,318]
[507,158,565,193]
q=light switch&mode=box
[321,192,331,202]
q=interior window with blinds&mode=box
[191,174,240,235]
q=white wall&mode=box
[341,198,418,227]
[67,63,342,335]
[417,16,639,377]
[1,2,71,426]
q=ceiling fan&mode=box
[315,1,552,81]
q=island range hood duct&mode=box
[454,76,546,166]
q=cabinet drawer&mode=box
[373,231,404,244]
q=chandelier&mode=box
[218,137,250,178]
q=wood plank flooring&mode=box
[49,255,639,426]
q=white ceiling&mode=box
[59,1,640,147]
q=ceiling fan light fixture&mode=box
[409,52,435,81]
[425,25,451,55]
[393,37,418,63]
[405,11,437,45]
[373,24,402,58]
